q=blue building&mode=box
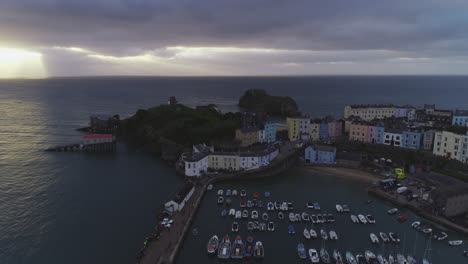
[369,125,385,144]
[305,145,336,164]
[319,122,329,142]
[453,110,468,127]
[264,121,277,143]
[401,130,423,149]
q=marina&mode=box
[176,167,468,263]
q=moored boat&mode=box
[277,211,284,220]
[377,254,389,264]
[240,200,247,208]
[232,221,239,232]
[387,208,398,214]
[302,212,310,221]
[264,191,270,197]
[320,248,331,263]
[366,214,376,224]
[398,214,408,222]
[244,236,254,259]
[411,221,420,228]
[311,214,318,223]
[240,190,247,197]
[217,189,223,196]
[313,202,321,210]
[288,225,295,235]
[207,184,213,191]
[389,232,400,243]
[358,214,367,224]
[254,241,264,259]
[327,214,335,223]
[448,240,463,246]
[287,202,294,210]
[274,201,281,210]
[257,200,263,208]
[379,232,389,243]
[252,192,260,199]
[262,212,269,221]
[231,235,244,259]
[235,210,242,219]
[396,254,408,264]
[365,251,378,264]
[217,196,224,204]
[303,228,311,239]
[207,235,219,254]
[217,235,231,259]
[406,255,416,264]
[242,210,249,219]
[388,255,395,264]
[333,250,344,264]
[232,189,238,196]
[267,221,275,232]
[320,229,328,240]
[251,210,258,219]
[294,213,301,222]
[221,209,227,217]
[310,228,317,238]
[289,212,295,222]
[229,208,236,216]
[433,231,448,241]
[226,189,231,196]
[351,214,359,223]
[356,253,367,264]
[336,204,343,212]
[306,201,314,209]
[370,233,380,244]
[281,202,288,211]
[297,243,307,259]
[267,201,274,211]
[309,248,320,263]
[259,222,266,232]
[342,204,350,212]
[346,251,357,264]
[247,200,253,208]
[247,221,254,232]
[329,230,338,240]
[317,214,325,223]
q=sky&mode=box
[1,0,468,77]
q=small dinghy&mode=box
[247,221,254,232]
[262,212,269,221]
[277,211,284,220]
[377,254,389,264]
[217,189,223,196]
[274,201,281,210]
[240,190,247,197]
[336,204,343,212]
[420,228,432,234]
[448,240,463,246]
[387,208,398,214]
[309,248,320,263]
[358,214,367,224]
[267,222,275,232]
[288,225,295,235]
[232,221,239,232]
[310,228,317,238]
[281,202,288,211]
[389,232,400,243]
[370,233,380,244]
[251,210,258,219]
[267,202,274,211]
[433,231,448,241]
[329,230,338,240]
[346,251,358,264]
[257,200,263,208]
[342,204,350,212]
[379,232,390,243]
[242,210,249,219]
[221,209,227,217]
[295,213,301,222]
[302,212,310,221]
[229,208,236,216]
[207,184,213,191]
[366,214,376,224]
[235,210,242,219]
[311,214,318,223]
[289,212,295,222]
[247,200,253,208]
[240,200,247,208]
[207,235,219,254]
[351,214,359,223]
[217,196,224,204]
[320,248,331,263]
[232,189,238,196]
[297,243,307,259]
[313,202,321,210]
[411,221,421,228]
[320,229,328,240]
[306,202,314,209]
[259,222,266,232]
[226,189,231,196]
[303,228,311,239]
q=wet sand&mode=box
[299,166,380,184]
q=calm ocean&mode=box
[1,76,467,264]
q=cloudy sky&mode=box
[1,0,468,77]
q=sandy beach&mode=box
[298,165,380,184]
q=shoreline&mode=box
[298,165,380,184]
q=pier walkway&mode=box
[138,142,302,264]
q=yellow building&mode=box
[208,153,240,171]
[235,128,260,147]
[286,117,310,141]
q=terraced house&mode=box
[286,116,310,141]
[433,131,468,163]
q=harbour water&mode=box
[1,76,468,263]
[177,168,467,263]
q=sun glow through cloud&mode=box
[0,48,47,78]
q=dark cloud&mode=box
[1,0,468,75]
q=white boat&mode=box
[231,221,239,232]
[320,248,331,263]
[267,221,275,232]
[309,228,317,238]
[351,214,359,223]
[217,189,223,195]
[358,214,368,224]
[320,229,328,240]
[217,196,224,204]
[306,202,314,209]
[242,210,249,219]
[207,235,219,254]
[229,208,236,216]
[267,202,274,211]
[366,214,376,224]
[396,254,408,264]
[226,189,231,196]
[377,254,389,264]
[379,232,390,242]
[259,222,266,232]
[309,248,320,263]
[448,240,463,246]
[289,212,295,222]
[235,210,242,219]
[388,232,400,243]
[240,190,247,197]
[329,230,338,240]
[433,231,448,241]
[251,210,258,219]
[420,228,432,234]
[387,208,398,214]
[370,233,380,244]
[294,213,301,222]
[342,205,350,212]
[207,184,213,191]
[262,212,269,221]
[232,189,238,196]
[365,251,377,263]
[281,202,288,211]
[388,255,395,264]
[406,256,417,264]
[411,221,420,228]
[333,250,344,264]
[254,241,264,259]
[217,235,231,259]
[277,211,284,220]
[336,204,343,212]
[303,228,311,239]
[301,212,310,221]
[346,251,357,264]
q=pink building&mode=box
[82,134,114,145]
[349,123,370,143]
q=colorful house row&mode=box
[235,120,277,146]
[453,110,468,127]
[344,104,415,121]
[433,131,468,164]
[287,117,343,142]
[183,145,279,176]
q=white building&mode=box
[309,122,320,141]
[433,131,468,163]
[383,130,403,147]
[258,129,266,143]
[286,117,311,141]
[184,144,212,177]
[344,105,415,121]
[239,147,279,170]
[164,182,195,212]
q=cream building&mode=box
[286,117,310,141]
[433,131,468,163]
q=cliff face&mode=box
[118,104,241,162]
[238,89,299,116]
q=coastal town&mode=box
[51,91,468,264]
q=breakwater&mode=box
[45,142,116,152]
[138,145,302,264]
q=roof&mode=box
[385,128,403,134]
[307,144,336,152]
[454,109,468,116]
[82,134,113,139]
[186,151,209,162]
[173,182,195,204]
[239,146,278,157]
